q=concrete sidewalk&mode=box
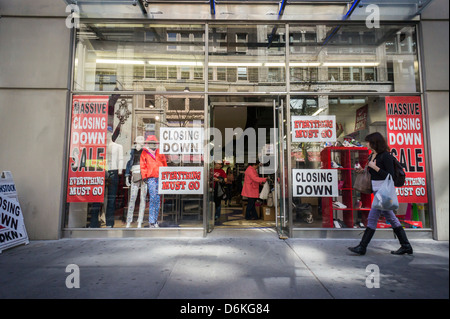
[0,229,448,300]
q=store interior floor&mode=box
[216,202,276,229]
[111,197,276,229]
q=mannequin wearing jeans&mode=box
[125,136,146,228]
[140,135,167,228]
[146,177,160,226]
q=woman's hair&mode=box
[364,132,390,153]
[247,160,261,168]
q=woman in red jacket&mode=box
[140,135,167,227]
[241,160,267,220]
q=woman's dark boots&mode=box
[348,226,413,255]
[348,227,376,255]
[391,226,413,255]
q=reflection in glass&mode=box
[74,23,420,94]
[208,24,286,93]
[289,24,419,93]
[74,24,205,92]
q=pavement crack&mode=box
[154,243,185,299]
[284,240,335,299]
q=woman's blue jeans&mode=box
[367,191,402,229]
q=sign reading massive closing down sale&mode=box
[385,96,428,203]
[67,96,109,203]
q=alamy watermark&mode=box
[365,264,380,288]
[66,4,80,29]
[365,4,380,29]
[160,124,277,169]
[65,264,80,289]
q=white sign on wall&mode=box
[0,171,29,253]
[160,127,204,154]
[291,115,336,143]
[292,169,338,197]
[158,166,204,195]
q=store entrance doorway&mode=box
[205,95,288,238]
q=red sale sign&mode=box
[385,96,428,203]
[67,96,109,203]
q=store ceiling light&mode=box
[265,62,321,67]
[264,63,285,67]
[96,59,145,65]
[312,107,326,116]
[290,62,321,67]
[323,62,380,67]
[96,60,379,68]
[329,98,367,104]
[148,61,203,66]
[209,62,263,67]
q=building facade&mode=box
[0,0,448,240]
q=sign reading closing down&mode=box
[158,167,203,195]
[292,169,338,197]
[0,171,29,253]
[160,127,203,154]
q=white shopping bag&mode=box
[372,175,399,211]
[259,182,270,200]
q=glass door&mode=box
[273,98,289,238]
[205,99,215,234]
[204,95,289,236]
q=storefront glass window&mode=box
[208,24,286,93]
[289,24,420,93]
[64,94,205,229]
[67,21,428,234]
[290,95,430,230]
[74,24,205,92]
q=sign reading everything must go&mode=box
[291,115,339,197]
[291,115,336,142]
[158,167,203,195]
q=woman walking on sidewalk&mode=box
[349,132,413,256]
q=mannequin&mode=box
[140,135,167,228]
[105,128,123,227]
[125,136,147,228]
